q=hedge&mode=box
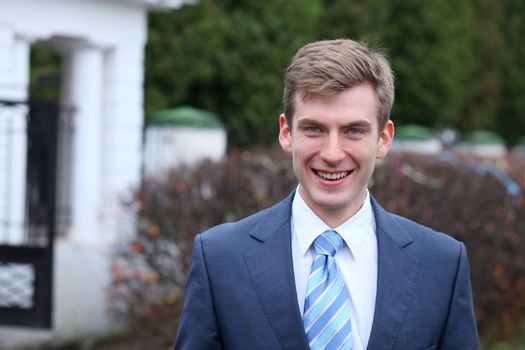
[111,148,525,344]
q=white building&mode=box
[144,106,227,176]
[391,124,443,154]
[456,130,507,158]
[0,0,189,348]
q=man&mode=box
[175,39,479,350]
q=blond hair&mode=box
[283,39,394,129]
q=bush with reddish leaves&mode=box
[372,151,525,341]
[111,148,525,344]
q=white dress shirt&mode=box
[291,188,378,350]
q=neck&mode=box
[315,205,362,228]
[299,188,367,228]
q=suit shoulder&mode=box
[372,196,462,253]
[200,210,265,241]
[387,212,464,256]
[199,193,292,246]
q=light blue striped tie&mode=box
[304,230,352,350]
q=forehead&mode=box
[292,83,380,126]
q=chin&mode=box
[317,201,350,212]
[312,195,351,211]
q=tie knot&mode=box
[314,230,343,257]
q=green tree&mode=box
[145,0,321,146]
[145,1,223,118]
[498,0,525,144]
[382,1,476,128]
[29,45,61,101]
[460,0,503,133]
[317,0,390,42]
[145,0,525,145]
[316,0,478,130]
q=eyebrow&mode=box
[296,118,373,130]
[296,118,322,127]
[343,120,373,130]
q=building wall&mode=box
[0,0,171,348]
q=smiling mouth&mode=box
[314,170,350,180]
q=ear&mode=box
[278,114,292,153]
[376,120,394,159]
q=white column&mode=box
[0,26,30,101]
[101,44,144,237]
[0,104,29,244]
[0,30,31,244]
[61,45,103,241]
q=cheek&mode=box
[292,148,311,169]
[343,141,376,159]
[293,138,319,160]
[291,154,307,182]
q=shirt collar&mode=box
[291,186,375,260]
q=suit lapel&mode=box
[242,194,423,350]
[367,197,423,350]
[244,193,310,350]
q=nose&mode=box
[319,134,345,165]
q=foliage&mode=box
[372,152,525,343]
[26,1,525,146]
[317,0,388,40]
[381,1,476,128]
[111,148,525,344]
[145,1,525,146]
[498,0,525,145]
[29,45,61,101]
[318,1,477,128]
[145,0,321,146]
[110,148,297,319]
[460,0,504,133]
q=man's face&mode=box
[279,82,394,226]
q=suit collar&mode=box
[292,189,376,261]
[244,192,423,350]
[249,192,414,245]
[248,191,295,242]
[244,191,310,349]
[371,196,414,247]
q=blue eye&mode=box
[346,127,368,139]
[305,126,321,133]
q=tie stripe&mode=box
[311,304,352,349]
[305,259,337,302]
[304,230,353,350]
[304,267,344,325]
[304,278,347,331]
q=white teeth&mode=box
[316,170,349,180]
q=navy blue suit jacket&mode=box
[175,192,479,349]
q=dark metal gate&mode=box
[0,100,72,328]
